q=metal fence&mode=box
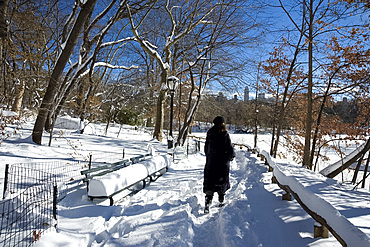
[186,139,201,155]
[1,160,87,247]
[173,139,202,162]
[3,160,86,200]
[0,145,184,246]
[0,183,57,247]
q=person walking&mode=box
[203,116,235,213]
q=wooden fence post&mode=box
[260,155,265,161]
[314,222,329,238]
[282,192,292,201]
[361,153,370,188]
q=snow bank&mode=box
[88,155,169,197]
[1,110,18,117]
[54,116,81,130]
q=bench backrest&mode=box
[81,153,152,181]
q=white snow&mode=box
[270,158,370,246]
[93,62,139,70]
[88,155,169,197]
[1,110,18,117]
[88,163,148,197]
[100,36,136,48]
[0,118,369,247]
[142,154,169,175]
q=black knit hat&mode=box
[213,116,225,126]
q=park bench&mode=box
[81,153,152,184]
[81,154,169,205]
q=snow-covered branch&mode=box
[100,37,136,48]
[93,62,139,70]
[170,3,219,48]
[126,2,168,71]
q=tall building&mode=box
[216,92,226,102]
[244,86,249,102]
[257,92,265,101]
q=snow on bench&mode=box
[259,150,370,247]
[87,155,169,205]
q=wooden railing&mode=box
[257,149,370,247]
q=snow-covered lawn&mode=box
[1,117,369,246]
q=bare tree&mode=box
[175,0,258,146]
[32,0,155,145]
[127,0,223,142]
[0,0,58,110]
[32,0,98,144]
[269,3,306,158]
[274,0,369,168]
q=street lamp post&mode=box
[167,76,179,149]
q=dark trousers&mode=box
[205,190,225,204]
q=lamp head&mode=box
[167,76,179,92]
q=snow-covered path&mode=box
[2,119,365,246]
[36,149,340,247]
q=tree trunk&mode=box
[254,68,259,149]
[76,79,86,120]
[177,96,202,147]
[176,67,196,146]
[303,0,314,169]
[0,0,9,105]
[11,80,24,114]
[0,0,9,38]
[361,153,370,188]
[32,0,97,144]
[270,86,279,155]
[153,70,168,142]
[309,66,342,166]
[153,89,166,142]
[273,1,305,158]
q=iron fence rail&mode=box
[0,183,57,247]
[1,160,86,247]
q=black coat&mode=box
[203,126,235,194]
